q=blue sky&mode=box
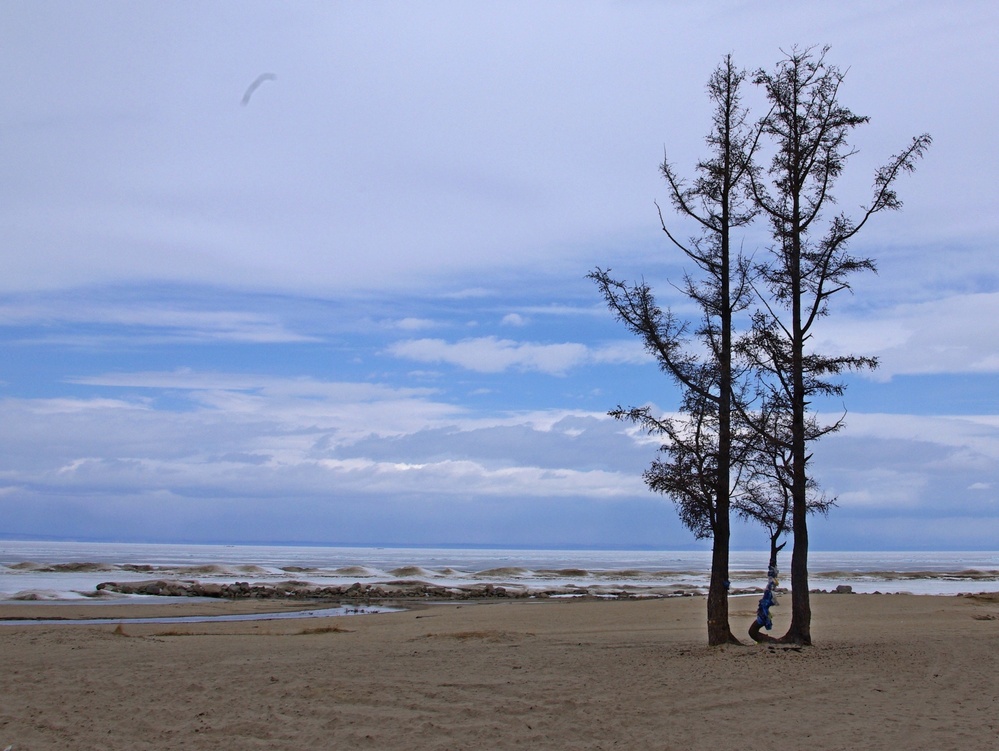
[1,2,997,550]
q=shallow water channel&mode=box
[0,604,401,626]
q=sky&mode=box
[1,1,997,551]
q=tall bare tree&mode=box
[589,56,758,645]
[747,46,931,644]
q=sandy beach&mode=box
[1,593,997,750]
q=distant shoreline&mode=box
[2,542,997,600]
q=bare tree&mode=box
[589,56,758,645]
[747,46,931,644]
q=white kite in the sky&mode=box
[241,73,276,106]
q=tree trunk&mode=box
[782,216,812,646]
[782,499,811,644]
[707,523,740,645]
[708,109,741,647]
[782,375,813,644]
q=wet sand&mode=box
[1,593,997,750]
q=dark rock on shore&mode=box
[93,578,691,601]
[94,579,539,601]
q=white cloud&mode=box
[824,413,999,462]
[0,298,316,344]
[501,313,528,326]
[29,397,151,415]
[2,369,998,546]
[67,370,460,442]
[394,317,438,331]
[587,341,652,366]
[387,336,650,375]
[387,336,586,374]
[830,470,928,510]
[0,373,645,509]
[519,304,608,318]
[811,292,999,380]
[811,412,999,522]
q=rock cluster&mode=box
[95,578,540,601]
[808,584,855,594]
[93,578,687,601]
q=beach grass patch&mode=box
[424,630,533,642]
[297,625,353,635]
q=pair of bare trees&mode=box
[590,47,930,646]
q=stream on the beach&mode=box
[0,604,401,626]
